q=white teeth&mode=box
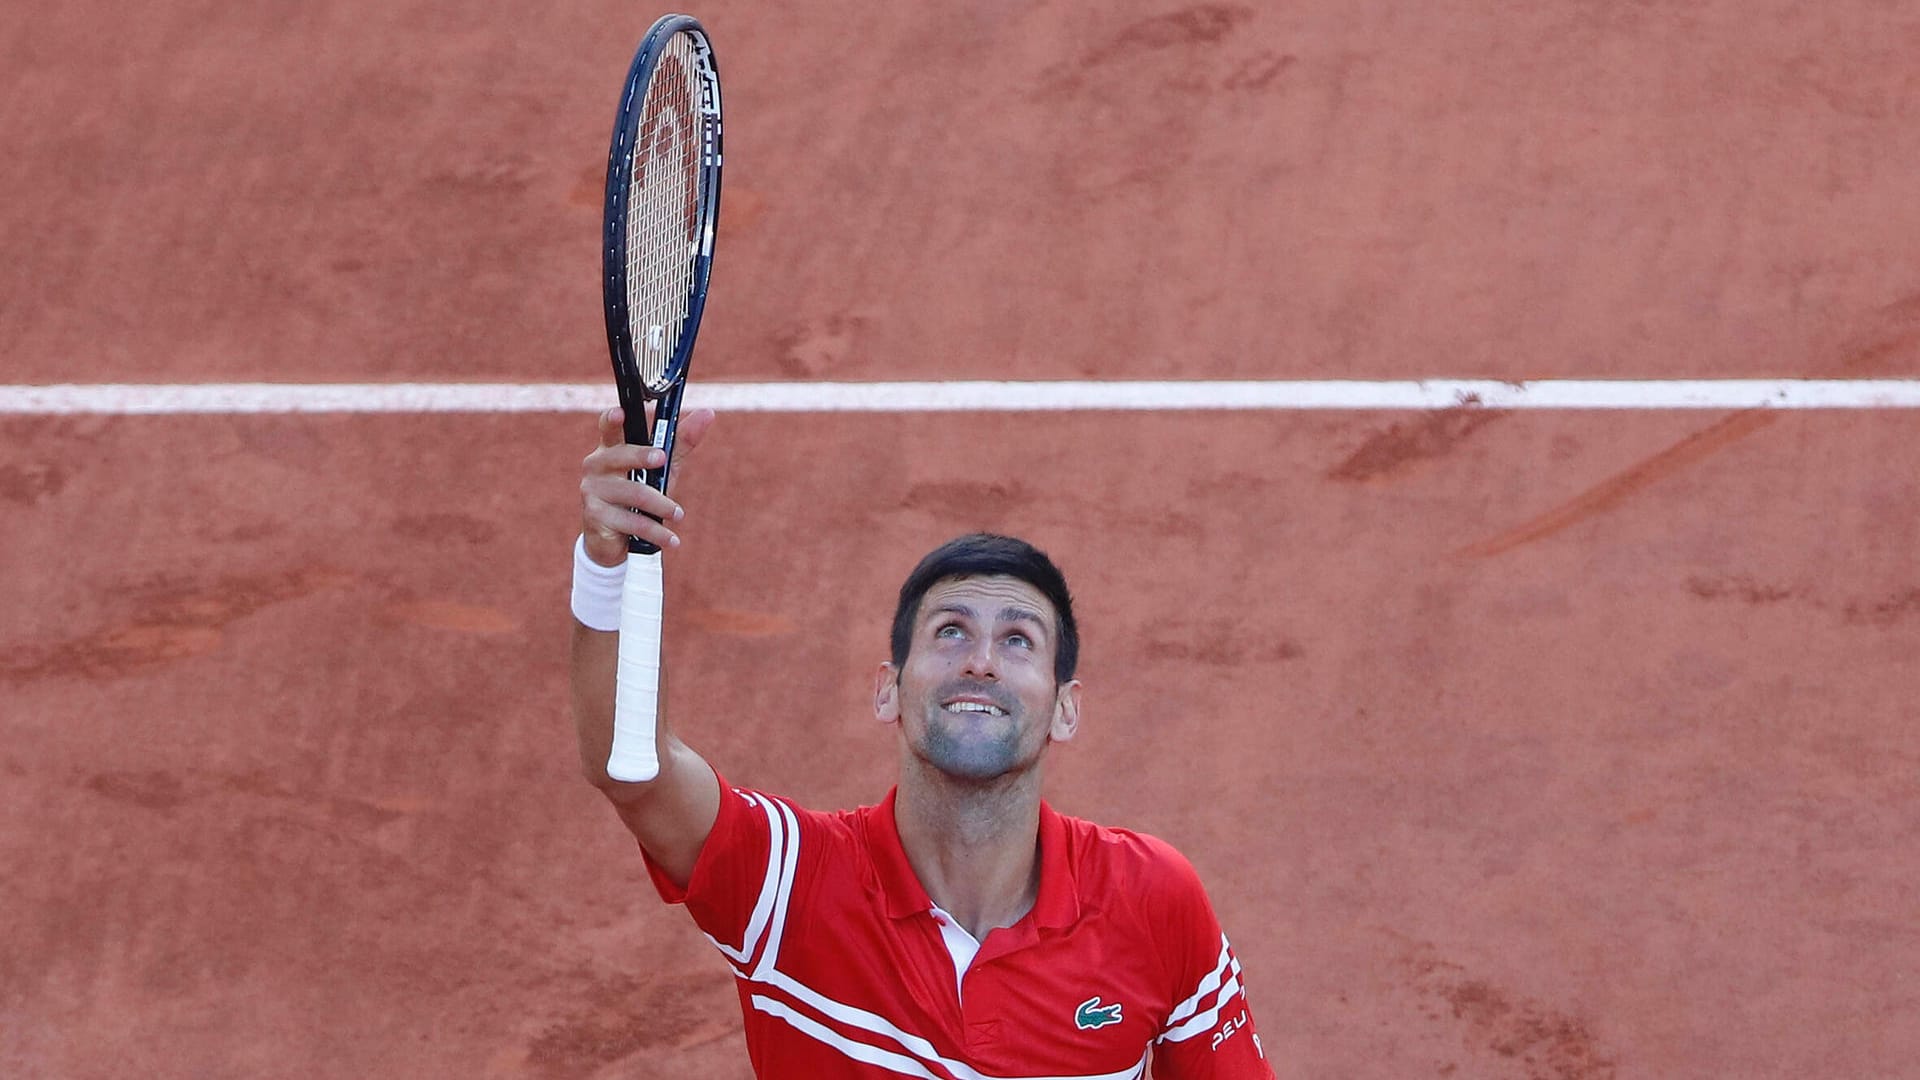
[944,701,1005,716]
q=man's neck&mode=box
[893,763,1043,942]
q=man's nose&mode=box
[961,636,998,679]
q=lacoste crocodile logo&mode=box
[1074,995,1124,1030]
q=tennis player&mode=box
[571,406,1275,1078]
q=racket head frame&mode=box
[601,13,723,554]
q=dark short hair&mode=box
[889,534,1079,683]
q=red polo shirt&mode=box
[642,771,1275,1078]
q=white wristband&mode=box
[571,535,627,631]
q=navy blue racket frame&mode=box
[602,13,723,555]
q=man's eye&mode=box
[936,624,965,639]
[1006,633,1031,649]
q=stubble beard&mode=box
[913,682,1036,784]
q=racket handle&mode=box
[625,393,681,557]
[608,551,665,781]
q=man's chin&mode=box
[915,735,1023,784]
[932,759,1018,785]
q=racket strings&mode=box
[625,32,707,393]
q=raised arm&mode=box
[571,404,721,888]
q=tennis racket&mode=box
[601,13,723,782]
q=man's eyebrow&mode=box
[998,606,1048,634]
[927,603,1048,635]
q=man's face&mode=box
[876,574,1080,782]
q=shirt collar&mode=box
[868,787,1080,931]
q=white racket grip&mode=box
[608,551,665,782]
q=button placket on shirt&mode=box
[958,919,1051,1055]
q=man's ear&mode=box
[1049,679,1082,743]
[874,662,902,725]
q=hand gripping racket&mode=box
[601,13,722,782]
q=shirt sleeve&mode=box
[640,771,795,973]
[1148,849,1276,1079]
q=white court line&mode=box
[5,380,1920,414]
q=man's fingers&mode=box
[583,442,667,476]
[597,407,626,449]
[676,408,717,458]
[591,408,717,482]
[583,402,688,561]
[597,401,663,443]
[660,407,717,491]
[584,495,681,549]
[598,402,674,446]
[583,403,708,556]
[582,473,684,523]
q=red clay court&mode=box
[4,2,1918,1078]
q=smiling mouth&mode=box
[942,700,1008,717]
